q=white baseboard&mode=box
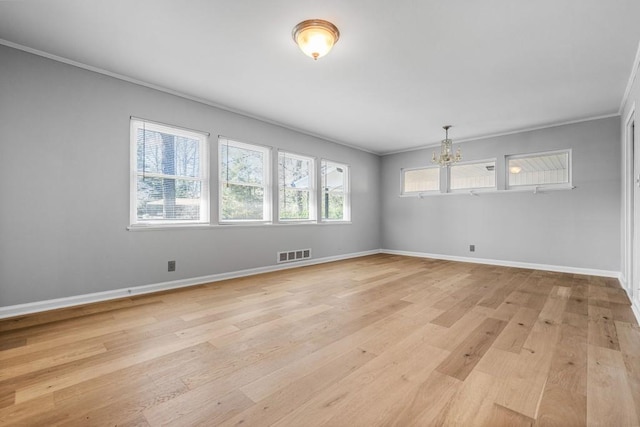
[1,249,628,321]
[632,300,640,325]
[619,274,629,293]
[618,275,640,325]
[0,249,381,320]
[381,249,620,278]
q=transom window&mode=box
[507,150,571,189]
[278,151,315,221]
[219,138,271,222]
[449,160,496,191]
[130,119,209,226]
[401,167,440,195]
[321,160,350,221]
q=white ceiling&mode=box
[1,0,639,154]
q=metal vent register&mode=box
[277,249,311,263]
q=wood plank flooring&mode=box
[1,254,639,426]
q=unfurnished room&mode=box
[1,1,640,426]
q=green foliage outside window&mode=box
[321,160,348,221]
[279,153,312,220]
[220,141,268,221]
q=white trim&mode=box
[403,185,576,198]
[320,159,351,222]
[0,250,381,320]
[401,166,441,196]
[380,249,620,278]
[620,274,629,292]
[622,104,636,298]
[506,149,572,190]
[130,116,210,137]
[0,40,626,158]
[126,220,353,231]
[382,114,620,156]
[130,119,210,227]
[218,137,272,223]
[1,249,627,320]
[449,158,497,192]
[0,39,377,156]
[278,150,317,222]
[633,300,640,325]
[622,274,640,324]
[620,39,640,115]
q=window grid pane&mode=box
[403,168,439,193]
[219,138,270,221]
[450,161,496,190]
[321,160,349,221]
[279,189,311,220]
[137,177,202,221]
[508,152,569,187]
[279,152,314,221]
[220,183,265,220]
[220,144,265,185]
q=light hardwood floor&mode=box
[1,254,639,426]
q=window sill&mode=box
[127,221,352,231]
[401,185,576,199]
[127,223,214,231]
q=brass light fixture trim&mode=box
[292,19,340,60]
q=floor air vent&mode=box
[277,248,311,263]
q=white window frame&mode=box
[401,166,440,196]
[278,150,316,222]
[506,149,572,191]
[448,158,497,193]
[218,138,272,224]
[129,118,209,227]
[320,159,351,222]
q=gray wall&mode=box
[0,43,626,308]
[0,45,381,306]
[381,116,621,272]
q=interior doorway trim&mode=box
[622,102,636,303]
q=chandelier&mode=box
[432,125,461,167]
[292,19,340,60]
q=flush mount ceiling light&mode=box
[432,125,462,167]
[509,166,522,174]
[292,19,340,60]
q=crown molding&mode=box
[0,39,378,156]
[2,38,634,158]
[619,39,640,114]
[381,113,621,156]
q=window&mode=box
[449,160,496,191]
[219,138,271,222]
[507,150,571,189]
[278,151,315,221]
[130,119,209,225]
[321,160,350,221]
[401,167,439,195]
